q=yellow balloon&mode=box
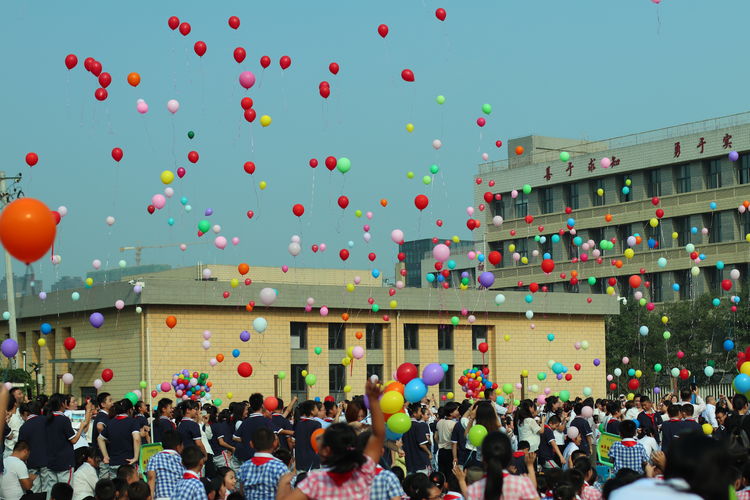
[521,256,529,264]
[406,123,414,132]
[746,233,750,242]
[343,385,352,393]
[407,172,414,179]
[37,338,46,347]
[702,423,713,435]
[503,334,511,341]
[521,370,529,377]
[627,393,634,401]
[259,181,267,190]
[672,232,679,240]
[160,170,175,185]
[380,391,405,414]
[740,362,750,375]
[624,248,635,259]
[635,370,643,378]
[227,392,233,399]
[389,300,398,309]
[301,370,308,377]
[342,357,351,366]
[649,218,659,228]
[597,188,604,196]
[230,278,239,288]
[260,115,272,127]
[606,286,615,295]
[661,316,669,324]
[347,347,354,358]
[459,284,468,290]
[446,392,454,399]
[346,283,355,292]
[452,236,460,243]
[508,244,516,252]
[85,278,94,286]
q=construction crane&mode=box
[119,242,209,266]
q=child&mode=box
[293,401,322,472]
[359,431,405,500]
[509,441,530,475]
[127,480,151,500]
[237,428,289,499]
[98,400,141,480]
[146,431,185,500]
[572,457,601,500]
[562,430,581,470]
[429,471,463,500]
[276,379,385,499]
[605,402,621,435]
[607,420,648,474]
[538,415,564,469]
[680,404,702,434]
[153,399,175,444]
[172,446,207,500]
[659,404,682,454]
[465,432,537,499]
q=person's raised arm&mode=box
[282,396,298,419]
[364,379,385,464]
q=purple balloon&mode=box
[240,330,251,342]
[556,373,564,380]
[133,285,142,294]
[205,208,213,216]
[478,271,495,288]
[654,387,661,394]
[89,312,104,329]
[38,292,47,300]
[1,339,18,358]
[422,363,445,386]
[593,358,601,366]
[729,151,739,162]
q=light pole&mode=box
[0,171,23,369]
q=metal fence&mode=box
[608,383,735,402]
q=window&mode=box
[437,325,453,350]
[329,364,345,393]
[650,273,663,303]
[290,322,307,349]
[367,364,383,381]
[740,212,750,239]
[675,270,691,300]
[493,198,505,218]
[618,176,632,203]
[562,233,577,260]
[564,183,580,210]
[515,238,528,258]
[706,268,724,295]
[617,225,631,252]
[539,188,554,214]
[647,169,662,198]
[563,281,579,293]
[404,324,419,350]
[591,179,605,206]
[740,156,750,185]
[489,241,504,269]
[291,364,308,393]
[705,160,722,189]
[514,192,528,218]
[675,165,692,193]
[328,323,345,349]
[365,324,382,349]
[673,217,690,246]
[539,237,553,260]
[588,228,603,248]
[439,365,454,392]
[472,326,487,350]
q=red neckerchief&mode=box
[642,411,657,427]
[326,470,353,486]
[183,471,200,480]
[622,438,637,448]
[160,416,176,429]
[512,451,525,458]
[272,413,283,417]
[375,466,383,476]
[608,418,618,424]
[115,414,128,420]
[668,418,680,422]
[685,418,696,422]
[300,417,315,422]
[544,424,552,431]
[250,453,277,466]
[324,417,333,422]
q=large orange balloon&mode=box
[166,315,177,329]
[238,263,249,275]
[310,428,325,453]
[127,72,141,87]
[0,198,56,264]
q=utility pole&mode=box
[0,171,23,369]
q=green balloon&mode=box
[314,347,322,355]
[387,412,412,434]
[522,184,532,195]
[639,298,647,306]
[422,175,432,185]
[481,103,492,115]
[461,277,469,285]
[430,164,439,174]
[372,304,379,312]
[537,372,547,381]
[187,130,195,139]
[124,392,138,405]
[305,374,317,386]
[468,424,488,447]
[198,220,210,233]
[337,157,351,174]
[213,398,222,406]
[407,172,414,179]
[139,380,147,389]
[663,331,671,340]
[502,383,513,394]
[559,390,570,402]
[451,316,459,326]
[277,371,286,380]
[436,95,446,105]
[708,360,716,367]
[654,363,663,372]
[587,276,596,286]
[559,151,570,162]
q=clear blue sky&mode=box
[1,1,746,286]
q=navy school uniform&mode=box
[234,413,273,462]
[92,410,110,444]
[154,416,176,443]
[537,425,559,467]
[134,413,149,431]
[18,414,47,469]
[637,411,663,444]
[271,413,293,450]
[450,420,468,466]
[294,417,321,471]
[570,416,592,455]
[101,414,141,465]
[402,419,430,473]
[680,418,702,435]
[605,418,621,435]
[209,421,229,455]
[177,418,202,450]
[45,412,76,471]
[660,418,682,453]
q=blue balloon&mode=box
[386,428,403,441]
[622,186,630,195]
[717,261,725,270]
[573,236,583,246]
[691,226,698,234]
[547,334,555,341]
[447,260,456,270]
[404,378,428,403]
[372,269,380,278]
[477,254,485,262]
[232,349,240,358]
[710,201,717,210]
[735,373,750,393]
[567,218,576,227]
[437,274,445,282]
[628,368,636,377]
[426,274,435,283]
[724,339,736,351]
[540,236,547,244]
[647,238,656,249]
[180,196,188,205]
[699,254,705,261]
[525,294,533,303]
[734,296,741,304]
[551,234,560,243]
[631,418,640,428]
[712,298,721,307]
[441,363,449,372]
[314,397,320,402]
[562,365,568,373]
[552,362,563,374]
[639,325,649,336]
[672,284,680,291]
[41,323,52,335]
[495,396,505,405]
[543,253,551,260]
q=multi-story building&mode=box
[398,239,476,288]
[476,112,750,300]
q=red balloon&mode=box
[320,86,331,99]
[309,159,318,168]
[655,208,665,218]
[435,8,447,20]
[397,252,405,261]
[177,167,186,178]
[541,259,555,274]
[83,57,94,71]
[243,161,256,174]
[478,342,488,354]
[292,204,305,217]
[524,215,534,224]
[147,205,155,214]
[609,383,617,391]
[263,396,278,412]
[25,153,38,167]
[101,368,114,382]
[319,81,330,88]
[565,374,573,381]
[188,151,199,163]
[414,194,429,211]
[179,22,191,36]
[722,279,733,291]
[98,72,111,88]
[234,47,246,63]
[51,211,61,225]
[574,363,581,371]
[466,219,477,231]
[167,16,180,30]
[483,192,494,203]
[260,56,271,68]
[488,251,502,266]
[339,249,349,261]
[228,16,240,29]
[279,56,291,70]
[237,362,253,378]
[94,88,108,101]
[396,363,417,384]
[629,275,642,289]
[63,337,76,351]
[246,210,254,219]
[337,196,349,209]
[194,41,207,57]
[90,61,102,77]
[329,62,340,75]
[529,282,539,293]
[377,24,389,38]
[325,156,337,171]
[64,54,78,70]
[244,108,257,123]
[679,369,690,380]
[401,69,415,82]
[241,97,253,110]
[111,148,123,162]
[368,252,376,262]
[651,197,660,206]
[628,378,640,390]
[495,140,503,148]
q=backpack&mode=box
[729,413,750,449]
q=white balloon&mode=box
[93,379,103,389]
[492,216,503,227]
[432,139,442,150]
[363,232,371,242]
[288,242,301,256]
[212,225,221,234]
[57,206,68,217]
[259,287,277,306]
[105,216,115,226]
[253,317,268,333]
[291,235,301,243]
[164,187,174,198]
[495,294,506,305]
[92,259,101,270]
[391,230,404,244]
[62,373,74,385]
[525,310,534,319]
[731,269,741,280]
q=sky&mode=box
[1,0,748,288]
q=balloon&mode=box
[414,195,429,211]
[401,69,415,82]
[260,115,272,127]
[0,198,56,264]
[90,61,102,76]
[422,363,444,386]
[396,363,418,385]
[292,204,305,217]
[253,317,267,333]
[127,72,141,86]
[239,71,256,90]
[381,391,404,414]
[228,15,240,28]
[260,55,271,68]
[541,259,555,274]
[179,22,191,36]
[305,374,317,386]
[478,272,495,288]
[337,158,351,174]
[166,315,177,329]
[89,313,104,329]
[64,54,78,69]
[279,56,292,70]
[166,99,180,114]
[391,230,404,244]
[98,72,112,88]
[404,378,428,403]
[101,368,114,382]
[136,100,149,113]
[237,362,253,377]
[329,62,340,75]
[259,288,277,306]
[468,424,488,447]
[0,339,18,358]
[377,24,389,38]
[387,413,411,434]
[214,236,227,250]
[233,47,247,63]
[435,8,447,20]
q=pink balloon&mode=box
[481,153,489,161]
[366,211,373,219]
[92,259,101,270]
[179,244,187,251]
[511,190,518,199]
[352,346,364,359]
[319,243,326,252]
[432,243,450,262]
[467,314,476,323]
[467,251,476,260]
[166,99,180,113]
[600,157,612,168]
[320,306,329,316]
[281,265,289,273]
[466,206,474,216]
[544,387,551,394]
[354,276,361,285]
[239,71,256,89]
[214,236,228,249]
[607,375,613,381]
[622,356,630,364]
[391,229,404,244]
[115,300,125,310]
[136,100,149,114]
[152,194,166,209]
[304,304,312,312]
[232,237,240,245]
[537,395,546,405]
[160,382,171,392]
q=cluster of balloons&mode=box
[458,366,497,399]
[168,370,212,401]
[381,363,445,439]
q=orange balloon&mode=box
[310,428,325,453]
[238,263,249,275]
[246,302,254,312]
[380,199,388,207]
[604,214,613,222]
[355,331,363,340]
[341,312,350,322]
[385,381,405,395]
[635,236,642,245]
[0,198,56,264]
[216,354,224,363]
[515,146,524,155]
[206,381,213,387]
[571,270,578,278]
[127,72,141,87]
[615,260,623,269]
[166,315,177,329]
[744,200,750,208]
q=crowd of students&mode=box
[2,381,750,499]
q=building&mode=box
[0,265,615,405]
[476,112,750,300]
[398,239,476,288]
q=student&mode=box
[515,400,542,453]
[659,404,682,453]
[702,395,719,429]
[451,402,470,469]
[270,397,295,452]
[43,394,93,493]
[209,409,234,469]
[276,379,386,499]
[18,401,46,492]
[72,447,101,500]
[116,464,139,485]
[465,431,538,500]
[678,388,705,419]
[679,404,702,434]
[636,396,662,445]
[569,404,594,456]
[509,441,530,475]
[638,427,659,462]
[133,402,150,442]
[172,447,207,500]
[402,403,431,474]
[562,430,582,470]
[153,399,175,444]
[94,478,116,500]
[356,431,405,500]
[1,441,35,500]
[92,393,112,446]
[127,480,150,500]
[51,482,74,500]
[232,394,271,464]
[97,400,141,480]
[322,401,339,427]
[215,467,237,496]
[608,420,649,474]
[176,401,205,455]
[5,389,24,460]
[293,401,322,472]
[605,402,622,435]
[146,431,185,500]
[537,415,564,469]
[112,478,129,499]
[464,402,499,469]
[237,427,288,499]
[572,457,601,500]
[429,471,463,500]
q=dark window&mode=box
[673,217,691,246]
[329,364,345,393]
[591,179,605,206]
[703,212,722,243]
[493,198,505,218]
[675,165,692,193]
[291,364,307,393]
[437,325,453,350]
[539,188,554,214]
[328,323,345,349]
[563,281,579,293]
[472,326,487,350]
[650,273,663,303]
[618,176,632,203]
[439,366,454,392]
[290,322,307,349]
[564,183,580,210]
[404,324,419,350]
[705,160,722,189]
[588,228,603,247]
[539,237,553,260]
[514,192,528,218]
[365,324,382,349]
[675,270,691,300]
[367,364,383,381]
[740,212,750,239]
[563,233,577,260]
[515,238,528,258]
[617,225,631,252]
[740,156,750,185]
[706,268,724,295]
[647,169,662,198]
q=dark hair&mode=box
[96,393,111,408]
[22,400,43,416]
[182,446,204,469]
[175,400,198,425]
[733,394,748,411]
[619,419,636,439]
[205,405,219,424]
[553,483,578,500]
[680,389,692,402]
[227,493,243,500]
[544,396,560,413]
[573,403,584,415]
[51,482,73,500]
[157,398,173,416]
[408,402,422,417]
[248,393,264,413]
[667,404,681,418]
[94,479,115,500]
[640,396,651,404]
[273,448,293,466]
[127,481,149,500]
[116,464,137,481]
[606,401,620,416]
[108,399,133,419]
[517,440,530,450]
[13,440,29,453]
[458,400,471,416]
[112,478,128,497]
[162,430,182,451]
[475,401,499,433]
[45,393,67,423]
[324,400,335,413]
[573,456,596,484]
[202,476,223,497]
[443,402,460,418]
[218,408,232,423]
[344,399,365,423]
[74,446,102,469]
[251,427,276,451]
[229,402,245,424]
[390,466,405,482]
[299,400,316,417]
[548,415,561,426]
[666,433,734,500]
[481,432,512,500]
[716,406,728,416]
[428,471,446,488]
[602,468,641,498]
[276,398,285,410]
[571,450,587,463]
[320,423,365,473]
[405,473,439,500]
[681,403,694,416]
[516,400,534,422]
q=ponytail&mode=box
[481,432,512,500]
[45,394,66,424]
